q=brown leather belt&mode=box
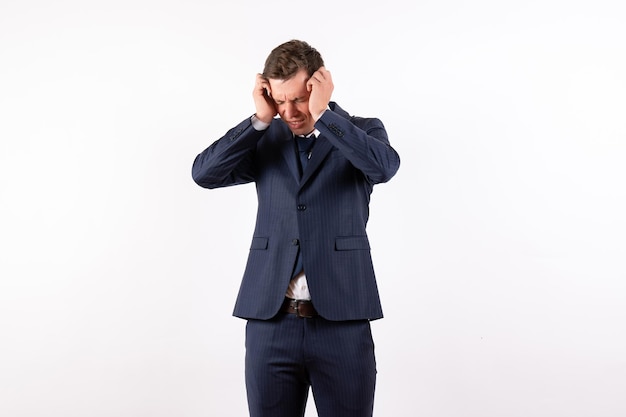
[281,298,318,318]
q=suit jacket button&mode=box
[292,239,299,246]
[297,204,306,211]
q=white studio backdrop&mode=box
[1,1,625,416]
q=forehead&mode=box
[269,69,310,99]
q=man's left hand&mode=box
[307,66,334,121]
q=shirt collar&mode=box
[296,128,320,139]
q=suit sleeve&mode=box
[191,117,265,189]
[315,110,400,184]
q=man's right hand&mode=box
[253,74,277,124]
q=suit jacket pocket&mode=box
[250,237,269,250]
[335,235,370,251]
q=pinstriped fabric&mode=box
[305,318,376,416]
[245,316,309,417]
[246,314,376,417]
[192,102,400,321]
[193,101,396,417]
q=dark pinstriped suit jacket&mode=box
[192,102,400,321]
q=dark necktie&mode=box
[296,135,316,177]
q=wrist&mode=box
[251,114,271,130]
[312,108,327,122]
[312,106,329,122]
[254,112,273,124]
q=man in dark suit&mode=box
[192,39,400,417]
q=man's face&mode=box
[268,69,315,136]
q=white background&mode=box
[1,1,625,416]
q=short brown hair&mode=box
[262,39,324,80]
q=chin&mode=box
[298,126,315,135]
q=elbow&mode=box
[191,155,215,189]
[373,151,401,184]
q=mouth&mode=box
[287,120,305,129]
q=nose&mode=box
[283,102,297,118]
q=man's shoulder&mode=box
[253,118,291,151]
[325,102,384,130]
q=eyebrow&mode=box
[274,96,307,104]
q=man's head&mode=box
[263,40,325,136]
[262,39,324,80]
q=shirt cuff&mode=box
[251,114,271,131]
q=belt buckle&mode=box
[293,300,313,319]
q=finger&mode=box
[310,72,323,82]
[308,75,322,87]
[255,79,271,96]
[315,67,330,78]
[255,74,269,87]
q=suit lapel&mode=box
[277,125,301,183]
